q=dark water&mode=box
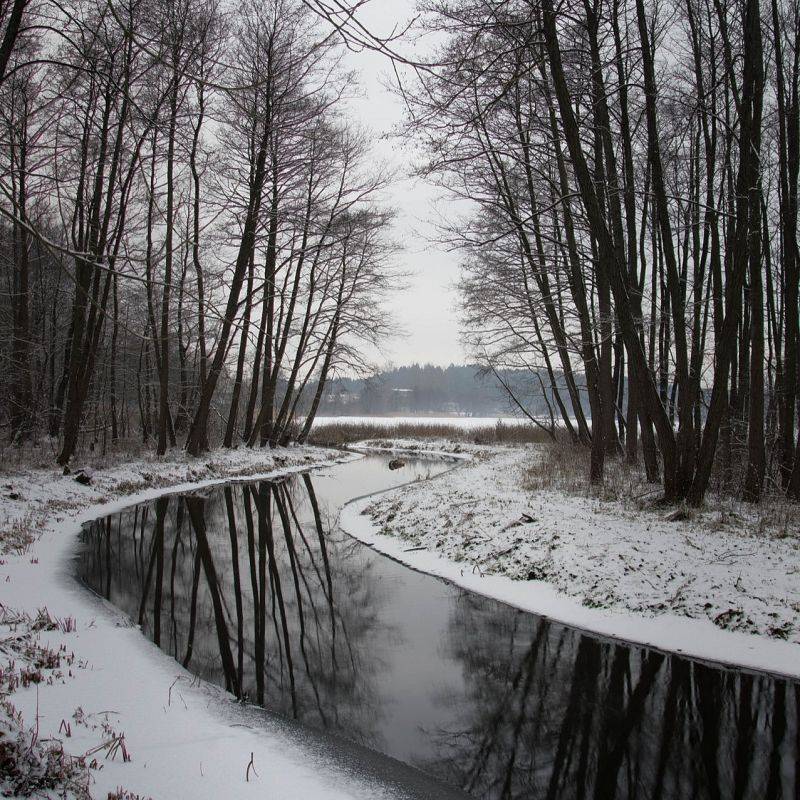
[76,455,799,799]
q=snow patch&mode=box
[0,445,417,800]
[338,444,800,680]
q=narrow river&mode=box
[76,454,798,799]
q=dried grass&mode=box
[0,705,93,799]
[0,604,93,798]
[521,442,648,503]
[0,436,152,474]
[308,419,557,447]
[0,512,46,557]
[523,440,800,540]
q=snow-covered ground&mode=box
[0,445,431,800]
[3,438,798,798]
[340,441,800,679]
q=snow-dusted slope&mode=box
[340,443,800,679]
[0,446,438,800]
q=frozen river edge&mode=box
[0,446,463,800]
[339,443,800,681]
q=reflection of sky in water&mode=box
[78,456,799,800]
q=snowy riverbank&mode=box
[0,445,425,800]
[2,438,797,798]
[340,441,800,679]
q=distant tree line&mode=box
[408,0,800,504]
[320,363,588,420]
[0,0,400,464]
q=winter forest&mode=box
[2,2,800,798]
[2,0,800,504]
[0,0,399,467]
[408,0,800,507]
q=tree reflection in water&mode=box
[79,473,798,800]
[428,594,798,799]
[80,475,392,751]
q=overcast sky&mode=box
[339,3,466,369]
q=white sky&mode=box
[339,2,466,368]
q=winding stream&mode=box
[76,454,798,799]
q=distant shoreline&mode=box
[314,413,527,421]
[312,414,580,428]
